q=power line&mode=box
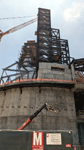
[0,16,36,20]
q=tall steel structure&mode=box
[37,8,70,66]
[18,8,70,79]
[1,8,84,83]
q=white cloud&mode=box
[54,0,64,3]
[63,2,84,22]
[36,0,64,3]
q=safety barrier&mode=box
[0,78,75,86]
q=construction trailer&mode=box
[0,8,84,150]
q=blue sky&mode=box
[0,0,84,76]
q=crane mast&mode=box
[0,17,37,41]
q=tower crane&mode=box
[0,17,37,41]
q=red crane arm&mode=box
[17,103,47,130]
[0,17,37,40]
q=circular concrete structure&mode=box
[0,80,74,129]
[0,79,79,145]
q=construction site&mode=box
[0,8,84,150]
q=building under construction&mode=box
[0,8,84,150]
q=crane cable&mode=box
[0,16,37,20]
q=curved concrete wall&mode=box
[0,84,79,145]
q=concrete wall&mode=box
[38,63,72,80]
[0,62,81,146]
[0,86,79,145]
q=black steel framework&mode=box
[37,8,51,64]
[0,61,36,83]
[70,58,84,72]
[37,8,70,67]
[0,8,84,83]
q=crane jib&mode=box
[0,17,37,40]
